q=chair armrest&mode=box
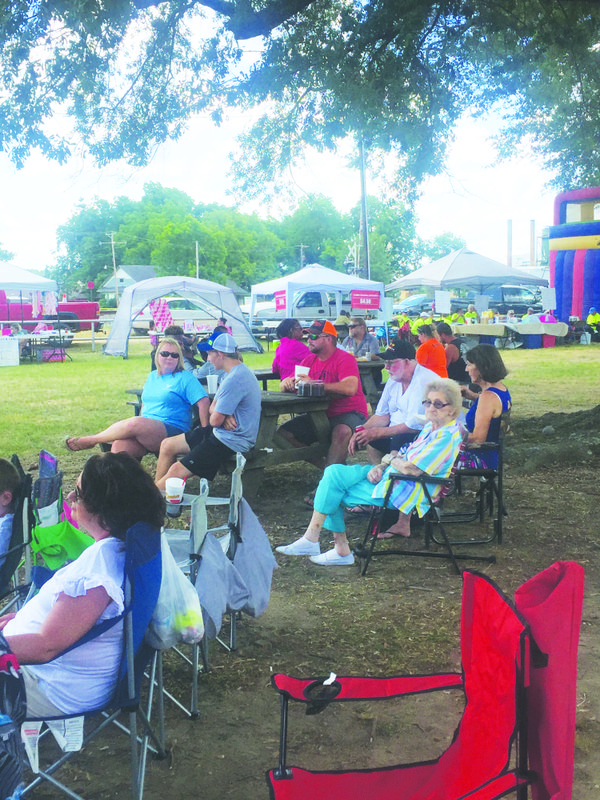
[272,672,463,702]
[387,472,451,486]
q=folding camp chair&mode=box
[354,449,496,576]
[267,561,584,800]
[161,454,249,718]
[440,412,510,545]
[20,522,166,800]
[0,455,33,609]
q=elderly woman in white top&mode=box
[0,452,165,717]
[341,317,381,359]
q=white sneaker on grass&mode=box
[310,549,354,566]
[275,537,320,556]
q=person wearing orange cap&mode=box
[278,319,368,472]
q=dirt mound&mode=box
[509,405,600,473]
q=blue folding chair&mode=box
[0,455,34,609]
[20,522,166,800]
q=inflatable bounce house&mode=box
[550,186,600,322]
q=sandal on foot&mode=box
[377,528,411,539]
[65,436,84,452]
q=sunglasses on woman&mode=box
[422,399,451,409]
[158,351,179,359]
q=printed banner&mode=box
[274,291,287,311]
[351,290,380,310]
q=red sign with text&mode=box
[351,290,380,310]
[274,291,287,311]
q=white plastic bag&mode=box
[146,534,204,650]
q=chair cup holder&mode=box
[303,679,342,715]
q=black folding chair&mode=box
[354,452,496,576]
[440,413,510,545]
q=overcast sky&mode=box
[0,109,556,276]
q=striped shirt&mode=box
[371,420,463,517]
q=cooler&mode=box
[542,334,556,348]
[524,334,542,349]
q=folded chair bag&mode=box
[232,499,277,618]
[31,519,93,570]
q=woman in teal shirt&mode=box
[66,338,209,458]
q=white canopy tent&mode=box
[386,248,548,292]
[249,264,386,321]
[0,263,57,293]
[103,276,261,357]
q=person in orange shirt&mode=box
[416,324,448,378]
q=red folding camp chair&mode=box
[267,562,584,800]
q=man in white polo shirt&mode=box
[348,339,438,464]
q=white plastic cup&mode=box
[295,365,310,379]
[165,477,185,504]
[206,374,219,393]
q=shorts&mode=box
[180,428,236,480]
[164,422,186,438]
[280,411,367,445]
[369,432,418,456]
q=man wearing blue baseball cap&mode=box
[155,333,261,489]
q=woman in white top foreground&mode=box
[0,452,165,717]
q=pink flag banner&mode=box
[149,298,173,332]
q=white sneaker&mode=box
[310,549,355,566]
[275,537,320,556]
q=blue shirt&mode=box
[213,363,261,452]
[141,370,206,433]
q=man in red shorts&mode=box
[278,319,368,467]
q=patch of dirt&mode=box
[30,410,600,799]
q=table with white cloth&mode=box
[452,322,568,349]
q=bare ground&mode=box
[28,408,600,799]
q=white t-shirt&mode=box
[375,363,439,431]
[4,537,125,714]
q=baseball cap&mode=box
[305,319,338,336]
[197,332,238,354]
[380,340,416,360]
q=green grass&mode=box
[2,337,599,465]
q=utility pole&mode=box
[298,243,306,269]
[107,232,119,303]
[359,137,370,280]
[196,241,199,279]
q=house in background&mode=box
[98,265,156,302]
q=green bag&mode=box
[31,519,94,570]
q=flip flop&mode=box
[377,529,411,539]
[65,436,84,452]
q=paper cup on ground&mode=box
[165,477,185,504]
[295,365,310,379]
[206,374,219,393]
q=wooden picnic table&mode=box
[253,368,277,390]
[124,385,330,498]
[254,362,384,407]
[355,358,384,407]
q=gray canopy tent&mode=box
[386,248,548,292]
[103,276,261,357]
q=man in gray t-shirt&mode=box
[155,333,261,488]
